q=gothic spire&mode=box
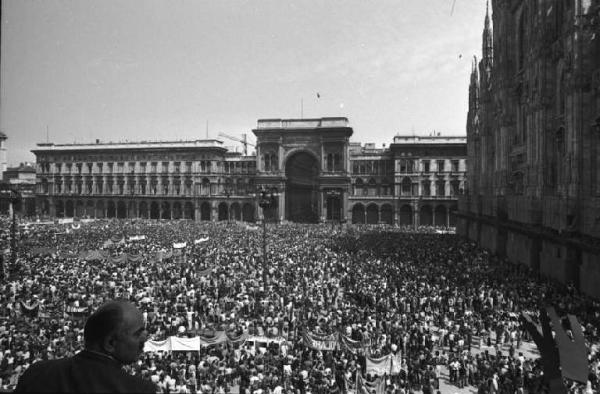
[482,0,493,65]
[469,56,480,112]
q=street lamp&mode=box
[223,183,233,222]
[257,187,277,290]
[325,189,342,230]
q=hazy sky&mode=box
[1,0,488,165]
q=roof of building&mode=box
[255,117,350,130]
[0,131,6,139]
[32,139,227,153]
[5,163,36,173]
[392,135,466,144]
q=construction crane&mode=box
[218,132,255,155]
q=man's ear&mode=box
[103,331,118,353]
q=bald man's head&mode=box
[84,300,147,364]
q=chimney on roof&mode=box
[96,139,100,144]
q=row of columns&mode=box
[44,198,257,222]
[349,203,456,227]
[47,175,194,197]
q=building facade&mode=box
[460,1,600,298]
[32,117,466,226]
[0,132,7,178]
[0,163,37,216]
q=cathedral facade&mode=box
[460,1,600,298]
[32,117,466,227]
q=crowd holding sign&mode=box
[0,216,598,393]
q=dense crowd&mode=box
[0,216,599,393]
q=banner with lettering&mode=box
[303,331,338,351]
[365,354,392,376]
[128,235,146,242]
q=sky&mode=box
[1,0,488,166]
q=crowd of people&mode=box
[0,215,599,393]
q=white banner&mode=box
[173,242,187,249]
[128,235,146,241]
[194,237,209,244]
[170,336,200,351]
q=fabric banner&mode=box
[144,338,170,352]
[226,332,248,343]
[110,254,129,263]
[173,242,187,249]
[128,254,142,262]
[110,235,124,243]
[199,331,228,346]
[66,305,88,315]
[366,354,392,376]
[144,333,282,353]
[356,371,385,394]
[171,336,201,351]
[128,235,146,241]
[197,267,212,276]
[20,301,39,317]
[246,335,286,344]
[87,250,108,261]
[31,247,57,256]
[58,218,74,224]
[155,251,173,261]
[339,334,365,354]
[303,331,338,351]
[194,237,209,244]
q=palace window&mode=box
[422,160,430,173]
[422,181,431,196]
[436,180,445,196]
[451,160,459,172]
[437,160,445,173]
[401,177,412,196]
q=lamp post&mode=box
[257,187,277,291]
[325,189,342,230]
[223,185,233,222]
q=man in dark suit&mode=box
[15,300,157,393]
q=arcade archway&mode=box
[285,151,319,223]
